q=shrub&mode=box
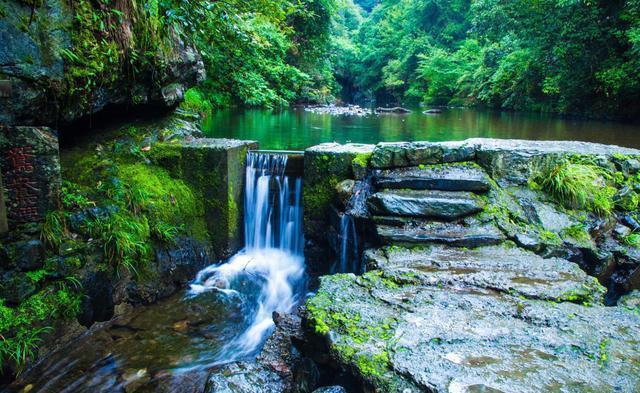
[180,88,213,116]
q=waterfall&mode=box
[338,214,358,273]
[334,177,371,274]
[187,151,305,365]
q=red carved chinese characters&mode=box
[5,146,41,222]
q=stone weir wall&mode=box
[301,139,640,392]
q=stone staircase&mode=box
[367,163,504,248]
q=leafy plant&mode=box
[86,212,151,276]
[0,285,81,372]
[41,211,68,251]
[624,233,640,248]
[151,221,183,245]
[60,180,94,210]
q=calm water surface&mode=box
[202,107,640,150]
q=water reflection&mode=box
[202,107,640,150]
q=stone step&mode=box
[364,244,606,304]
[368,190,484,220]
[375,222,505,248]
[374,164,491,192]
[308,245,633,393]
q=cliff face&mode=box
[0,0,204,127]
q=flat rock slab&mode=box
[365,244,604,303]
[368,190,484,220]
[376,222,505,248]
[375,164,491,192]
[306,247,639,392]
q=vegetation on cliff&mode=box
[170,0,338,109]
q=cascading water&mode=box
[334,177,371,274]
[188,152,305,365]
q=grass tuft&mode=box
[531,159,615,216]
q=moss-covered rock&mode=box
[0,0,204,126]
[305,246,639,392]
[302,143,374,271]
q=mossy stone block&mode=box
[155,138,257,259]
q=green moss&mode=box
[303,174,340,222]
[559,283,606,306]
[616,189,639,211]
[306,274,398,387]
[539,230,563,246]
[147,143,184,177]
[352,152,373,169]
[227,181,239,237]
[560,224,592,246]
[116,163,208,242]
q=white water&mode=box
[334,178,371,274]
[187,152,305,364]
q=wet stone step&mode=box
[375,221,506,248]
[306,257,635,393]
[364,244,605,303]
[368,190,485,220]
[374,164,491,192]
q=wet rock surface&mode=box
[368,190,484,220]
[306,246,640,392]
[374,164,491,192]
[375,221,505,248]
[304,139,640,392]
[365,244,604,303]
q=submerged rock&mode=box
[305,245,640,392]
[368,190,484,220]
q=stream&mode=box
[9,152,306,392]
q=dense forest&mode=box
[178,0,640,119]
